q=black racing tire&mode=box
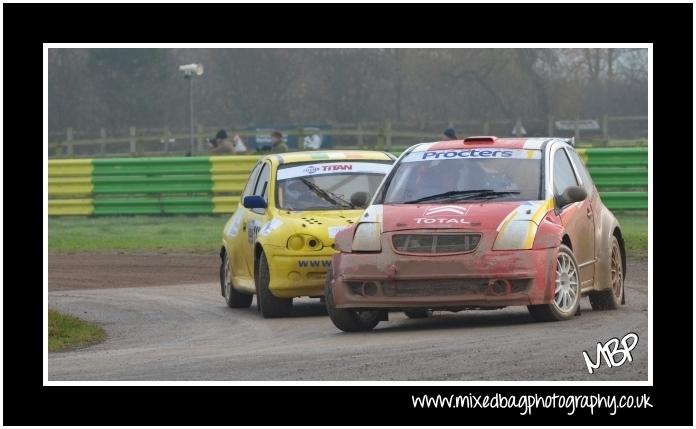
[528,244,580,322]
[404,310,433,319]
[589,236,624,311]
[256,252,293,318]
[221,251,253,308]
[325,271,380,332]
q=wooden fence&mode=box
[48,116,648,158]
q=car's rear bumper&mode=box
[330,246,557,309]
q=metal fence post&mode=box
[483,120,490,135]
[163,126,170,154]
[385,119,392,150]
[197,124,204,153]
[602,115,609,146]
[297,127,305,150]
[574,116,580,141]
[377,125,385,150]
[357,122,364,148]
[548,116,554,137]
[66,127,74,156]
[129,126,137,154]
[100,128,107,154]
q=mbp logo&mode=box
[424,206,469,217]
[416,205,470,224]
[582,332,639,375]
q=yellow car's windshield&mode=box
[276,161,391,211]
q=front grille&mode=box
[347,279,532,298]
[383,279,488,297]
[392,233,481,254]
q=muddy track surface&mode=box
[48,254,648,381]
[48,253,219,290]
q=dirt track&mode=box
[48,253,649,381]
[48,253,219,290]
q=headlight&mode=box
[351,222,381,252]
[287,234,322,251]
[287,235,305,250]
[493,220,536,250]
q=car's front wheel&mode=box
[256,252,293,318]
[325,271,381,332]
[528,244,580,322]
[589,236,624,310]
[221,251,253,308]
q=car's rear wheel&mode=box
[256,252,293,318]
[221,251,253,308]
[325,271,381,332]
[528,244,580,322]
[589,236,624,310]
[404,310,433,319]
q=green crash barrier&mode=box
[587,167,648,189]
[92,157,214,175]
[578,147,648,168]
[48,148,648,216]
[48,155,257,215]
[92,175,214,194]
[93,196,215,216]
[599,192,649,211]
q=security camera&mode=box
[179,63,204,76]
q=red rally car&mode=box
[325,136,626,332]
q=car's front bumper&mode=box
[265,245,335,298]
[330,236,557,310]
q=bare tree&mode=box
[48,48,648,133]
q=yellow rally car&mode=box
[220,150,396,318]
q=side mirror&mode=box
[555,185,587,207]
[243,195,267,209]
[349,191,369,208]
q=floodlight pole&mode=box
[186,73,195,155]
[179,64,203,156]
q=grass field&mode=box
[48,215,228,253]
[615,211,649,259]
[48,309,106,352]
[48,212,648,258]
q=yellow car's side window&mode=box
[243,163,262,197]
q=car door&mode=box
[566,147,601,255]
[552,146,595,290]
[241,161,272,278]
[230,162,263,281]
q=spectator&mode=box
[208,129,247,154]
[304,133,322,150]
[208,129,230,152]
[442,127,458,140]
[271,131,288,153]
[231,134,248,153]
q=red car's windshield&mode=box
[382,149,542,204]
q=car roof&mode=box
[266,150,395,165]
[408,137,572,153]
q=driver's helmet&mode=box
[284,179,308,200]
[413,160,461,198]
